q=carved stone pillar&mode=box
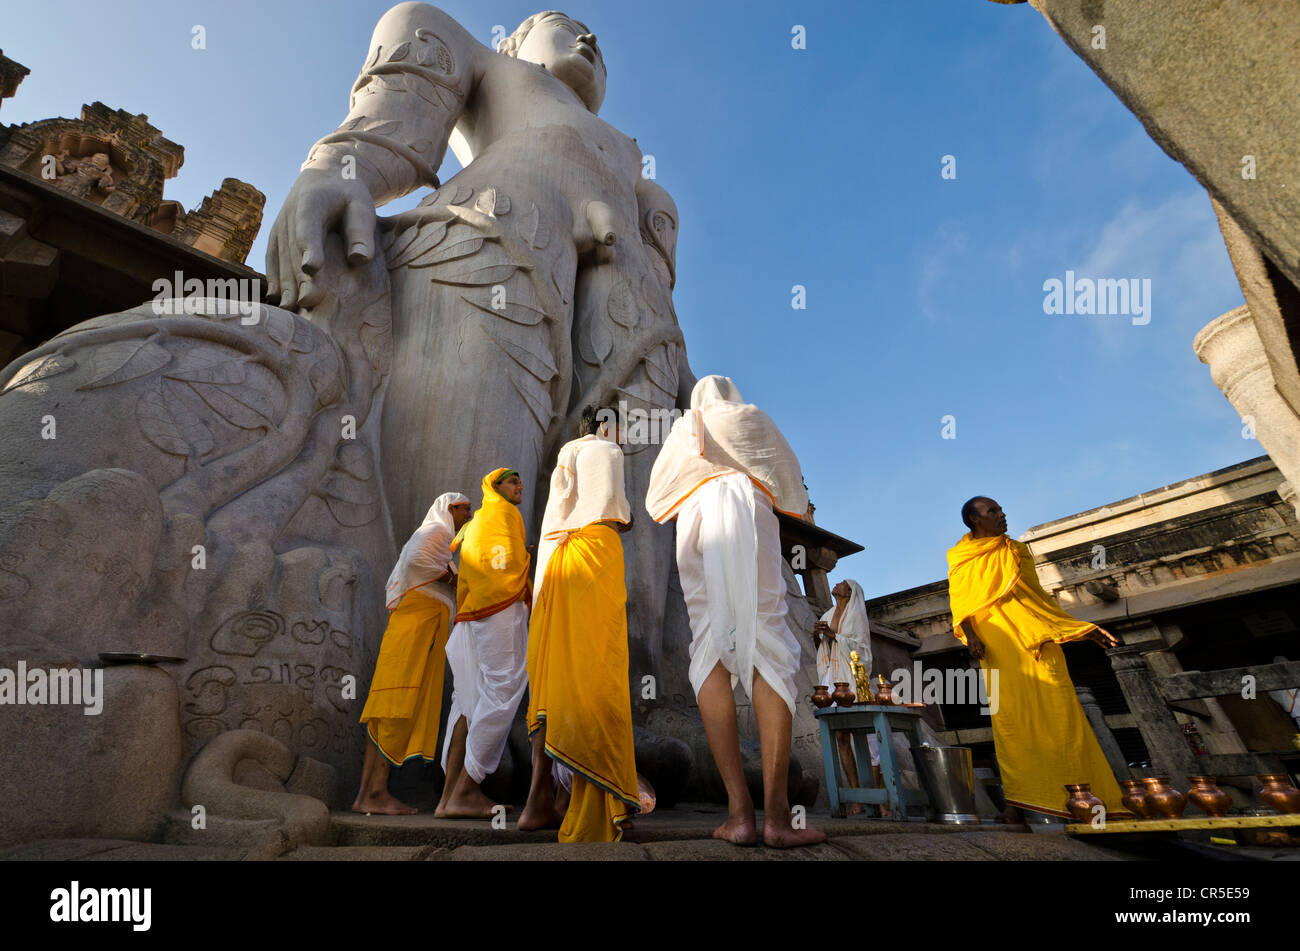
[1108,645,1199,790]
[1194,305,1300,518]
[1075,685,1129,779]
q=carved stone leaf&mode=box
[3,353,76,394]
[516,202,539,246]
[363,119,401,137]
[136,379,213,457]
[474,187,509,217]
[408,234,482,268]
[77,338,171,390]
[532,218,551,250]
[409,74,444,107]
[386,221,447,270]
[589,318,613,363]
[340,115,367,132]
[183,380,274,430]
[410,139,433,155]
[483,320,558,382]
[288,319,316,354]
[507,368,554,429]
[164,351,247,385]
[360,319,393,375]
[336,442,374,481]
[435,84,460,111]
[308,349,343,407]
[386,224,422,263]
[429,264,518,287]
[387,42,410,62]
[448,184,473,205]
[644,342,678,397]
[607,278,637,329]
[319,466,379,527]
[462,293,547,326]
[265,308,295,348]
[375,75,404,92]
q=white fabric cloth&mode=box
[440,600,529,784]
[646,375,809,522]
[675,470,801,715]
[385,492,469,612]
[534,432,631,599]
[816,580,870,688]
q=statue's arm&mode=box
[266,3,489,310]
[303,3,488,205]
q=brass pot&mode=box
[811,685,833,710]
[874,677,894,705]
[831,682,856,707]
[1141,777,1187,819]
[1064,783,1104,822]
[1257,774,1300,814]
[1186,776,1231,817]
[1119,779,1156,819]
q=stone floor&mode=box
[6,803,1296,860]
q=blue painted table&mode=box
[814,705,927,820]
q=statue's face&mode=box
[516,12,606,113]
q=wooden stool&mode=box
[815,705,927,819]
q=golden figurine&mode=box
[850,650,874,704]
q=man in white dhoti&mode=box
[813,578,873,814]
[435,468,532,819]
[646,376,825,847]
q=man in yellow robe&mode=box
[435,468,532,819]
[354,492,471,814]
[948,496,1131,820]
[519,406,640,842]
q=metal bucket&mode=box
[913,745,979,824]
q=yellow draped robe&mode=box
[526,524,640,842]
[947,533,1131,818]
[453,468,532,622]
[359,591,451,765]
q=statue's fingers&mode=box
[343,198,375,266]
[277,239,301,311]
[292,200,327,280]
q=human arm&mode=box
[959,618,985,661]
[265,2,488,309]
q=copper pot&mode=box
[1119,779,1156,819]
[831,682,856,707]
[1141,777,1187,819]
[874,677,894,705]
[1064,783,1104,823]
[1186,776,1231,817]
[811,685,833,710]
[1257,774,1300,814]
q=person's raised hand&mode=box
[1089,628,1120,649]
[967,633,985,661]
[266,168,376,311]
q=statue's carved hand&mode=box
[266,168,377,311]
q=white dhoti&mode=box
[440,599,529,784]
[675,471,801,715]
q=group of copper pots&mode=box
[811,681,893,708]
[1063,774,1300,822]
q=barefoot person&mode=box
[948,497,1130,821]
[813,579,871,815]
[646,376,826,848]
[354,492,471,814]
[435,468,532,819]
[520,406,639,841]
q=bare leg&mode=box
[697,663,757,845]
[352,730,418,815]
[836,733,864,816]
[872,764,890,817]
[752,673,826,848]
[434,716,468,818]
[518,722,563,830]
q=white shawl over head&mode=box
[534,432,631,596]
[817,579,871,685]
[385,492,469,611]
[645,375,809,522]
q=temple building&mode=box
[866,455,1300,805]
[0,51,264,367]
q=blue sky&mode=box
[5,0,1251,597]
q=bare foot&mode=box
[763,814,828,849]
[846,802,866,817]
[437,785,513,820]
[352,792,418,816]
[712,812,758,846]
[517,803,564,830]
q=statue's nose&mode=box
[579,31,598,49]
